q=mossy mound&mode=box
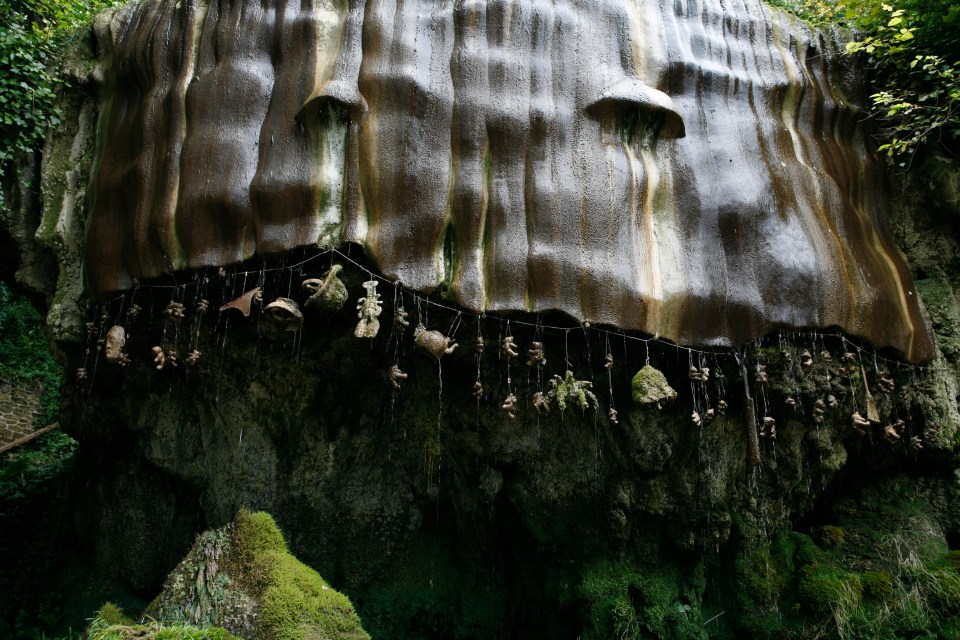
[149,511,369,640]
[631,365,677,406]
[86,602,240,639]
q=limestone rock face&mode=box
[81,0,934,361]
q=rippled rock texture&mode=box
[85,0,934,361]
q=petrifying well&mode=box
[84,0,935,362]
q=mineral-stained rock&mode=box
[631,364,677,406]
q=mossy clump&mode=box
[86,602,239,640]
[861,571,895,604]
[631,365,677,406]
[149,510,369,640]
[818,525,846,548]
[798,565,862,617]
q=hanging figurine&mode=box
[883,419,906,443]
[196,299,210,314]
[502,393,518,421]
[851,411,870,435]
[126,304,141,320]
[263,298,304,334]
[164,301,186,319]
[877,373,895,394]
[785,397,797,412]
[76,367,88,381]
[395,306,410,332]
[526,341,545,367]
[354,280,382,338]
[604,353,614,369]
[104,325,126,363]
[152,346,179,370]
[608,407,619,425]
[302,265,349,312]
[475,335,485,354]
[532,391,551,415]
[414,325,458,359]
[689,365,710,382]
[842,351,859,374]
[800,349,814,368]
[472,381,484,399]
[186,350,202,366]
[827,394,838,408]
[754,364,768,387]
[502,336,518,360]
[762,417,777,440]
[813,399,826,424]
[388,365,408,390]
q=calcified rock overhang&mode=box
[84,0,935,362]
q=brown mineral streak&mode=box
[85,0,935,362]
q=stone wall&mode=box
[0,378,44,449]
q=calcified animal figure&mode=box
[527,342,545,367]
[302,265,348,312]
[388,365,408,390]
[754,365,768,387]
[126,304,141,320]
[219,287,262,317]
[852,412,871,435]
[877,373,896,394]
[474,336,484,355]
[800,350,814,368]
[689,366,709,382]
[502,393,518,421]
[355,281,382,338]
[413,325,458,360]
[762,417,777,441]
[532,391,551,416]
[608,408,619,425]
[502,336,518,360]
[76,367,88,381]
[152,346,178,370]
[164,301,185,319]
[263,298,304,333]
[185,349,201,366]
[196,299,209,314]
[691,411,702,427]
[104,325,126,363]
[786,397,797,412]
[813,399,826,424]
[395,307,410,332]
[472,381,483,399]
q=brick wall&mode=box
[0,379,45,448]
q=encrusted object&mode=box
[754,364,768,387]
[472,381,483,399]
[152,346,179,370]
[604,353,614,369]
[785,397,797,412]
[762,416,776,440]
[475,336,484,354]
[532,391,551,415]
[813,399,826,424]
[354,280,382,338]
[76,367,88,381]
[502,393,518,421]
[302,265,349,312]
[395,307,410,331]
[631,365,677,407]
[263,298,304,333]
[219,287,262,317]
[126,304,141,320]
[800,349,813,368]
[548,370,597,412]
[105,325,126,363]
[689,365,710,382]
[164,301,186,319]
[414,325,458,359]
[851,411,870,435]
[717,399,728,414]
[502,336,518,360]
[186,350,201,366]
[608,408,618,425]
[877,373,895,394]
[827,394,838,408]
[691,411,702,427]
[196,299,209,314]
[883,420,905,443]
[388,365,408,389]
[526,341,545,367]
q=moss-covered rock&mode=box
[149,511,369,640]
[631,365,677,406]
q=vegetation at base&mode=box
[766,0,959,165]
[0,281,64,427]
[148,510,370,640]
[719,479,960,639]
[83,602,241,640]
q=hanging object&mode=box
[354,280,382,338]
[532,391,551,415]
[395,306,410,332]
[76,367,88,381]
[883,419,905,443]
[104,325,126,363]
[152,346,178,370]
[604,353,614,369]
[911,435,923,450]
[502,393,518,421]
[302,265,349,312]
[388,365,408,389]
[877,373,895,393]
[859,365,881,423]
[126,304,141,320]
[691,411,702,427]
[842,352,859,374]
[631,365,677,407]
[800,349,813,368]
[186,350,202,366]
[851,412,870,435]
[761,417,777,440]
[689,365,710,382]
[502,336,518,360]
[196,299,210,314]
[717,399,728,415]
[164,301,186,319]
[704,408,715,423]
[475,335,485,354]
[754,364,768,387]
[219,287,262,317]
[785,397,797,412]
[813,399,826,424]
[263,298,304,333]
[526,341,545,367]
[472,381,484,399]
[608,407,619,425]
[827,394,838,408]
[820,350,832,361]
[414,325,458,359]
[548,370,598,412]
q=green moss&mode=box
[86,614,240,640]
[631,365,677,406]
[861,571,895,604]
[96,602,132,627]
[818,525,846,548]
[231,511,368,640]
[798,564,862,617]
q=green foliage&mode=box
[85,610,241,640]
[0,0,120,181]
[767,0,959,163]
[0,281,63,426]
[578,559,706,640]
